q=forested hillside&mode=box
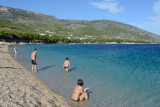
[0,5,160,43]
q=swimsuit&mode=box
[74,92,81,94]
[72,98,79,101]
[64,66,68,69]
[31,60,36,65]
[72,92,81,101]
[31,54,37,65]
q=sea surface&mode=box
[9,44,160,107]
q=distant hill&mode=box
[0,5,160,43]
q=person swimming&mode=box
[72,79,90,101]
[63,57,70,72]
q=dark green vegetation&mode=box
[0,29,150,44]
[0,5,159,43]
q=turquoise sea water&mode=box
[9,44,160,107]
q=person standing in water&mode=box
[31,49,38,72]
[72,79,90,101]
[14,46,18,53]
[63,57,70,72]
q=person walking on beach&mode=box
[72,79,90,101]
[63,57,70,72]
[31,49,37,72]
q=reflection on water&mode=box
[14,53,17,59]
[64,72,69,81]
[70,99,88,107]
[32,71,37,75]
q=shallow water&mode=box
[9,44,160,107]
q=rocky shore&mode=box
[0,45,70,107]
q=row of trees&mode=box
[0,29,80,43]
[83,37,151,44]
[0,29,150,44]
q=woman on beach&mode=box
[72,79,90,101]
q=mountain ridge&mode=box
[0,5,160,43]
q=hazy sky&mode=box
[1,0,160,35]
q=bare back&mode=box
[31,52,36,60]
[72,85,83,100]
[63,60,70,67]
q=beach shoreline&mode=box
[0,41,155,46]
[0,45,70,107]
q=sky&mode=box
[1,0,160,35]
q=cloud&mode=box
[143,21,160,34]
[149,0,160,22]
[153,0,160,15]
[132,0,160,35]
[144,16,160,34]
[129,21,160,35]
[144,22,160,29]
[144,0,160,34]
[89,0,124,14]
[149,16,160,21]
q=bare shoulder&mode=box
[76,85,82,90]
[64,60,69,63]
[32,52,35,55]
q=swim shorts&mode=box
[64,66,68,69]
[31,60,36,65]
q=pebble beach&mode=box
[0,45,70,107]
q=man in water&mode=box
[31,49,38,72]
[63,57,70,72]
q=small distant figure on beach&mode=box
[31,49,38,72]
[14,46,18,53]
[63,57,70,72]
[72,79,90,101]
[1,43,5,48]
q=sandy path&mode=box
[0,45,70,107]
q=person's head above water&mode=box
[66,57,69,60]
[77,79,83,86]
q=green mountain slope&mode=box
[0,5,160,43]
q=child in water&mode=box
[63,57,70,72]
[72,79,90,101]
